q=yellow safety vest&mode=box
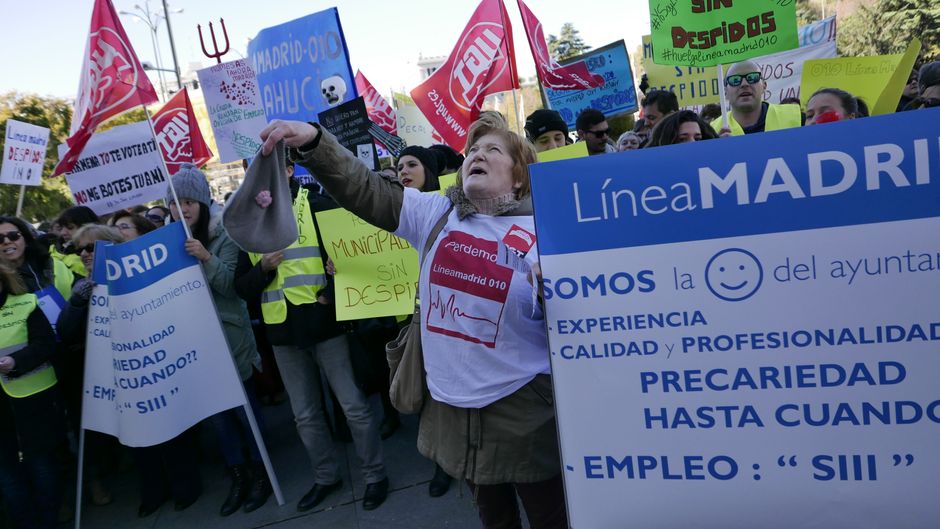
[50,245,87,277]
[711,103,802,136]
[248,188,327,324]
[51,258,73,300]
[0,293,57,398]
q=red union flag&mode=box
[410,0,518,151]
[517,0,604,91]
[54,0,158,176]
[153,89,213,175]
[355,71,397,134]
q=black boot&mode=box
[220,465,250,517]
[242,463,273,513]
[428,464,452,498]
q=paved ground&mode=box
[70,396,488,529]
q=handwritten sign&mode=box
[318,97,378,171]
[197,59,268,163]
[315,208,419,320]
[1,120,50,186]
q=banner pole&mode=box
[141,104,192,239]
[14,185,25,217]
[74,429,86,529]
[717,64,730,131]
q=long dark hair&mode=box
[810,88,860,118]
[0,215,50,269]
[191,203,211,247]
[55,206,99,228]
[645,110,718,148]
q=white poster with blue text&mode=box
[81,223,245,446]
[531,108,940,528]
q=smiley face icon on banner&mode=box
[705,248,764,302]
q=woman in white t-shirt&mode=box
[259,118,566,529]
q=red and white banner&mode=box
[410,0,519,151]
[54,0,158,176]
[517,0,603,91]
[152,89,213,175]
[355,71,397,134]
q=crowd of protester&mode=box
[0,56,936,529]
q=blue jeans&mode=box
[0,439,61,529]
[207,379,265,466]
[274,335,386,484]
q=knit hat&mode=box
[397,146,440,179]
[524,109,568,141]
[919,61,940,94]
[166,163,211,207]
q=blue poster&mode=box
[544,40,639,129]
[248,8,356,176]
[530,109,940,528]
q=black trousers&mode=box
[467,474,568,529]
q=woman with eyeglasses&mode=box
[108,210,158,241]
[0,261,63,529]
[145,205,171,226]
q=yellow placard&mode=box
[536,142,589,163]
[800,39,921,117]
[437,172,458,195]
[315,208,419,321]
[642,35,720,107]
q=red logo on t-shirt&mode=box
[427,231,513,348]
[502,224,536,256]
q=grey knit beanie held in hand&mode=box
[222,141,299,254]
[166,163,212,207]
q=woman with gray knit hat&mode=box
[166,163,270,516]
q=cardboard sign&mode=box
[197,59,268,163]
[648,0,799,67]
[81,223,246,446]
[393,92,441,148]
[545,40,638,130]
[1,119,49,186]
[318,97,379,170]
[530,108,940,527]
[800,39,921,117]
[315,208,418,320]
[62,121,169,215]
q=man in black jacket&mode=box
[234,165,388,513]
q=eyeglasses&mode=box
[76,244,96,255]
[725,72,762,87]
[0,231,23,244]
[586,128,609,138]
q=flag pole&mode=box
[497,0,524,134]
[141,104,192,239]
[14,185,25,217]
[74,430,86,529]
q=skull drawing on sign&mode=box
[321,75,347,107]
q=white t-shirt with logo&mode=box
[396,187,550,408]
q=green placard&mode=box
[315,208,419,321]
[649,0,799,67]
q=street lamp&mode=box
[119,1,184,100]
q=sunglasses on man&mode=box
[0,231,22,244]
[585,128,609,138]
[725,72,762,87]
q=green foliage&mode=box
[547,23,592,62]
[838,0,940,63]
[0,92,74,222]
[796,0,823,26]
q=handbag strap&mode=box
[413,205,454,315]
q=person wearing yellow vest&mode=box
[712,60,803,137]
[234,153,389,513]
[0,261,64,529]
[52,206,99,278]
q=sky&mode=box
[0,0,653,102]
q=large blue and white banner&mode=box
[81,223,245,447]
[544,40,638,129]
[531,109,940,528]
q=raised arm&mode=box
[260,120,404,232]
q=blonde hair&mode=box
[457,119,537,198]
[0,262,26,296]
[73,224,125,247]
